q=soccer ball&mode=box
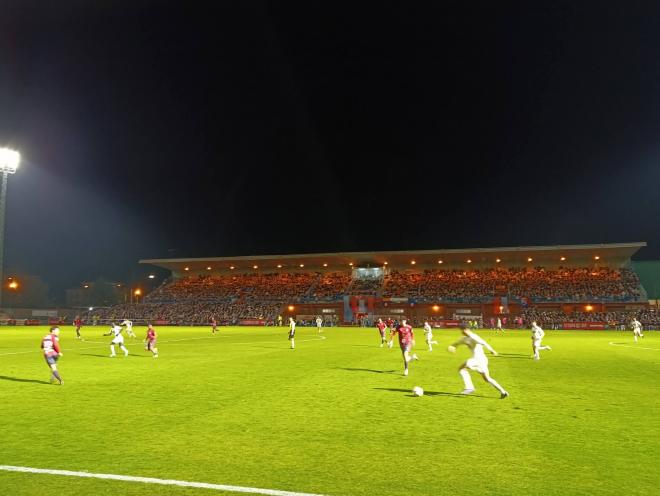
[412,386,424,397]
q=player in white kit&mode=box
[423,321,438,351]
[448,324,508,399]
[121,319,136,338]
[631,318,644,342]
[531,321,552,360]
[288,317,296,349]
[316,316,323,333]
[105,323,129,357]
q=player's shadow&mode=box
[339,367,398,374]
[498,353,532,359]
[373,387,488,399]
[0,375,50,385]
[80,353,150,359]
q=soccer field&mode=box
[1,325,658,496]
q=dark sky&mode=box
[2,1,660,299]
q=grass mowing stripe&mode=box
[0,465,327,496]
[608,341,660,351]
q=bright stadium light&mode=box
[148,274,155,279]
[0,147,21,309]
[0,148,20,174]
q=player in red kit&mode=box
[386,318,396,348]
[73,316,83,340]
[41,326,64,384]
[391,318,419,376]
[144,324,158,358]
[376,318,388,347]
[211,316,217,334]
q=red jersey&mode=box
[41,333,61,357]
[146,329,157,341]
[386,319,395,329]
[376,321,387,332]
[74,319,82,327]
[394,324,414,344]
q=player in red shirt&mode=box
[144,324,158,358]
[41,326,64,384]
[390,318,419,376]
[376,318,388,347]
[211,316,217,334]
[73,316,83,340]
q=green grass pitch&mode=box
[1,325,658,496]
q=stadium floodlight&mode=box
[0,147,21,309]
[0,148,20,174]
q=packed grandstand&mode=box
[88,243,660,329]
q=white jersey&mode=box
[289,321,296,332]
[632,320,642,332]
[423,323,433,340]
[316,318,322,327]
[121,320,133,330]
[531,324,545,341]
[452,331,496,374]
[496,318,502,328]
[109,325,124,344]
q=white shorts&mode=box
[111,335,124,345]
[425,334,433,342]
[465,357,489,374]
[533,339,542,347]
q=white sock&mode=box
[110,345,116,355]
[459,369,474,390]
[486,376,506,394]
[121,345,128,355]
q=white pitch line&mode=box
[0,334,326,357]
[0,465,326,496]
[608,341,660,351]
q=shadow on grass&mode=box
[339,367,398,374]
[373,387,490,399]
[498,353,532,359]
[0,375,51,385]
[80,353,150,359]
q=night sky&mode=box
[2,1,660,300]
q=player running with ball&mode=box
[391,318,419,376]
[448,323,508,399]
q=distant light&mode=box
[288,305,295,311]
[432,305,440,311]
[253,265,258,269]
[349,262,354,266]
[184,267,190,271]
[116,284,122,288]
[560,257,566,261]
[323,263,328,267]
[496,258,501,263]
[466,259,472,264]
[0,148,20,174]
[88,307,94,311]
[206,266,212,270]
[527,257,533,262]
[438,260,443,264]
[410,260,416,265]
[230,266,235,270]
[585,304,593,312]
[594,255,600,260]
[83,284,89,289]
[148,274,155,279]
[134,289,142,296]
[299,264,304,268]
[383,261,388,265]
[8,281,18,289]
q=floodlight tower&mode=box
[0,148,21,309]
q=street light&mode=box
[0,147,20,309]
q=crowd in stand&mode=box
[94,266,646,325]
[520,307,660,329]
[383,267,642,303]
